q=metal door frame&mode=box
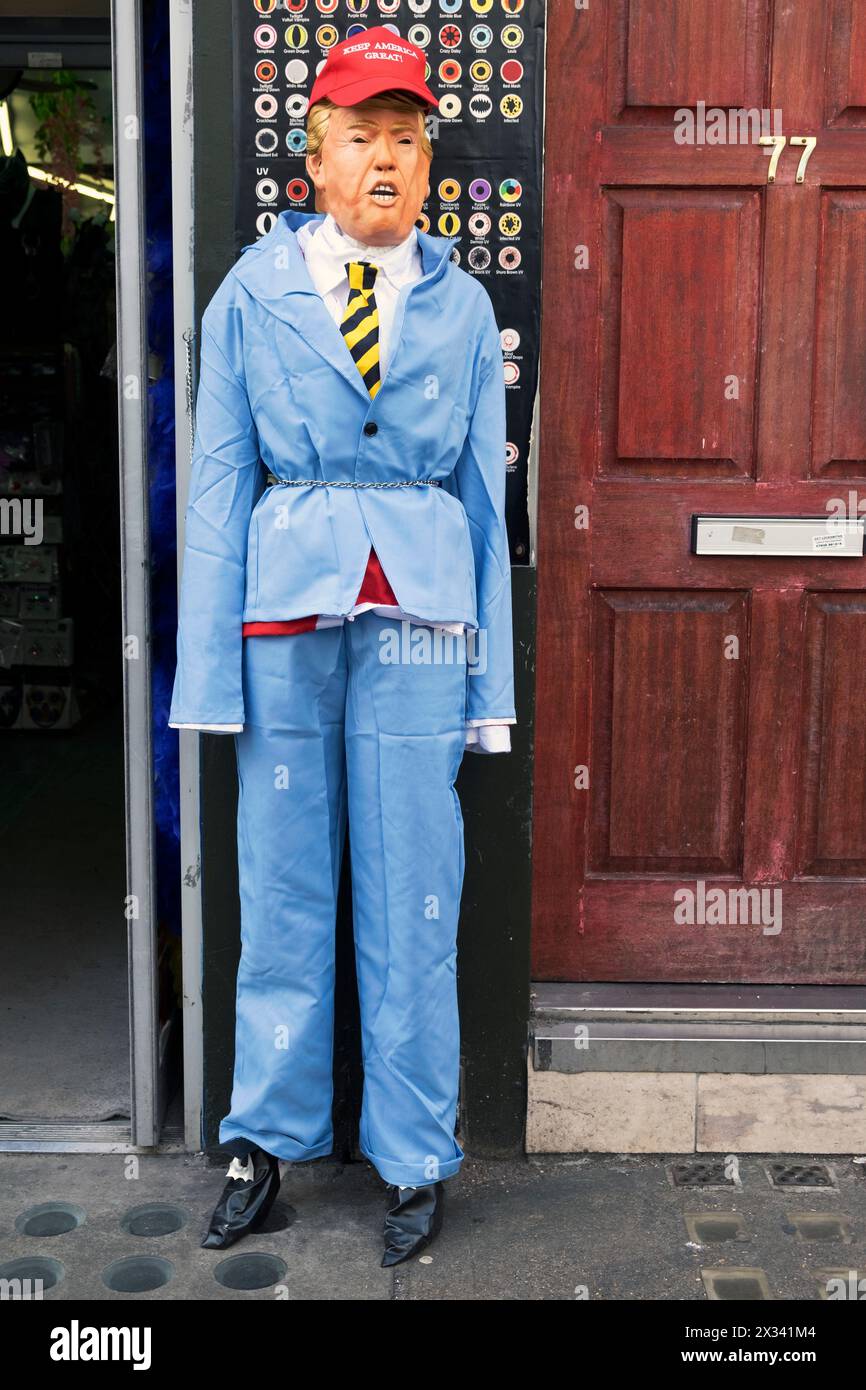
[112,0,159,1148]
[168,0,205,1154]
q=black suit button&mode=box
[363,421,378,436]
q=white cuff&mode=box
[464,721,513,754]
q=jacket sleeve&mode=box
[168,285,263,728]
[444,290,516,726]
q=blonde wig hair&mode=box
[306,90,434,161]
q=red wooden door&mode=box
[533,0,866,983]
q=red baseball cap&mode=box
[309,27,439,111]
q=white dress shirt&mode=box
[175,211,514,753]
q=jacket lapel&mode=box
[233,209,459,405]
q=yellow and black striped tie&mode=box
[340,259,381,398]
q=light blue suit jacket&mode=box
[168,209,516,729]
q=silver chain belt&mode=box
[180,337,437,494]
[184,327,196,461]
[266,474,440,489]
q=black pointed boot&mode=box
[201,1145,282,1250]
[381,1180,445,1267]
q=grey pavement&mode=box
[1,1150,865,1300]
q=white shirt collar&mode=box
[297,211,421,297]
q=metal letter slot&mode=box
[691,515,866,558]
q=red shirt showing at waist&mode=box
[241,546,398,636]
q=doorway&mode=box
[532,0,866,985]
[0,1,179,1147]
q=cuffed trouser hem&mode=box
[359,1144,464,1187]
[218,1127,334,1164]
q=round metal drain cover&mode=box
[15,1202,86,1237]
[102,1255,174,1293]
[121,1203,188,1238]
[0,1255,64,1290]
[214,1252,287,1291]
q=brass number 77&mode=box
[758,134,817,183]
[789,135,817,183]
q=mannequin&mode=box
[169,29,516,1266]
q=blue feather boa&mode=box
[144,0,181,940]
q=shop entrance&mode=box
[0,1,178,1147]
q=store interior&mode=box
[0,2,181,1141]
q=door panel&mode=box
[813,194,866,474]
[533,0,866,982]
[589,590,748,875]
[602,189,761,476]
[799,594,866,874]
[609,0,771,121]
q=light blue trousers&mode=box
[219,612,468,1187]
